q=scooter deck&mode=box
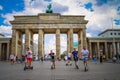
[24,66,33,70]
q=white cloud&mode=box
[1,0,120,54]
[0,5,3,10]
[45,34,56,54]
[52,0,120,34]
[86,33,92,37]
[1,14,14,25]
[0,25,12,37]
[60,34,67,54]
[1,0,120,35]
[33,34,38,44]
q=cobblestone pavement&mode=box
[0,61,120,80]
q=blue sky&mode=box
[0,0,24,26]
[0,0,119,29]
[0,0,120,54]
[0,0,120,27]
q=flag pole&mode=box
[111,18,116,57]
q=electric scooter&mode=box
[24,57,33,71]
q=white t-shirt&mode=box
[10,54,14,59]
[14,56,16,60]
[81,49,89,56]
[68,53,71,57]
[65,56,67,60]
[26,51,32,58]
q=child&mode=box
[66,52,72,66]
[93,55,97,64]
[10,54,14,65]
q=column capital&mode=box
[56,28,60,33]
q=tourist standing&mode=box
[66,52,72,66]
[93,55,97,64]
[10,54,14,65]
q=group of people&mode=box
[10,54,19,64]
[49,46,89,69]
[10,47,33,67]
[10,46,89,70]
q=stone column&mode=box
[67,30,70,54]
[38,29,44,58]
[56,29,60,58]
[6,42,10,60]
[82,29,87,47]
[78,30,83,54]
[43,33,45,57]
[13,30,22,59]
[70,28,73,52]
[117,42,120,54]
[0,43,2,60]
[12,30,20,56]
[30,32,34,55]
[25,29,31,51]
[11,30,17,55]
[94,43,97,55]
[105,42,108,60]
[97,42,100,58]
[2,44,5,60]
[113,42,116,55]
[89,42,92,58]
[15,30,19,56]
[110,43,113,58]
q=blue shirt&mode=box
[72,51,78,57]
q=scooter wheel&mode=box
[31,66,33,70]
[51,66,53,69]
[24,67,26,71]
[76,65,79,69]
[85,67,87,72]
[66,64,68,66]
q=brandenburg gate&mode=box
[10,13,88,58]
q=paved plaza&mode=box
[0,61,120,80]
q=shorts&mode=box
[50,58,55,61]
[73,56,78,61]
[27,58,33,61]
[82,56,88,61]
[68,57,71,60]
[11,59,14,61]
